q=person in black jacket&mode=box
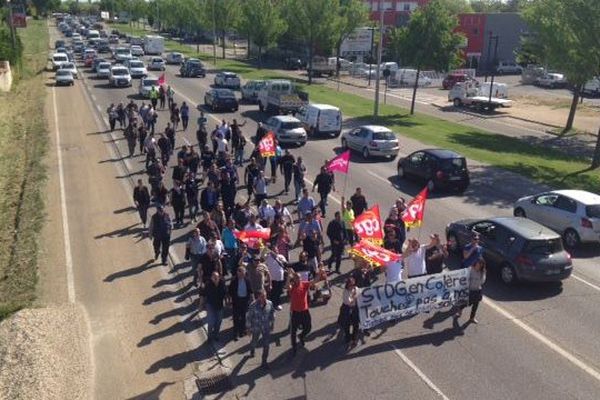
[350,187,368,217]
[172,157,186,183]
[312,166,335,217]
[148,205,172,265]
[228,266,254,340]
[133,179,151,227]
[204,271,227,341]
[170,182,186,225]
[326,211,346,273]
[279,149,295,194]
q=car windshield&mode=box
[56,70,71,76]
[215,90,234,98]
[586,205,600,218]
[61,63,74,69]
[281,121,302,130]
[99,63,110,69]
[54,55,68,62]
[224,73,238,78]
[440,157,467,172]
[152,58,163,63]
[143,79,158,86]
[373,131,395,140]
[524,239,564,255]
[116,49,130,54]
[129,61,144,68]
[112,69,128,76]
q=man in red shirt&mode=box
[286,268,325,356]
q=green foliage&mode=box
[514,34,544,66]
[334,0,369,49]
[238,0,286,64]
[0,25,22,69]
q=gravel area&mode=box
[0,304,92,400]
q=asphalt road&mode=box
[55,27,600,399]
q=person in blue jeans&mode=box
[462,234,484,268]
[203,271,227,342]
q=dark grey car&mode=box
[445,217,572,284]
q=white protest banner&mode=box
[357,268,470,330]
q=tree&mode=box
[514,34,544,66]
[332,0,369,78]
[203,0,241,59]
[444,0,473,14]
[284,0,340,84]
[523,0,600,134]
[238,0,286,67]
[390,0,464,114]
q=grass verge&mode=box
[0,20,48,319]
[113,24,600,192]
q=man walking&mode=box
[286,269,323,356]
[133,179,151,228]
[326,211,346,274]
[203,271,227,342]
[148,205,172,265]
[312,166,335,217]
[246,289,275,369]
[229,266,253,340]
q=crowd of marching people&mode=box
[110,95,486,370]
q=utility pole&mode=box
[373,0,385,117]
[212,0,217,65]
[367,26,375,87]
[487,32,499,110]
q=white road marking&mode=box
[572,274,600,293]
[482,297,600,382]
[367,170,392,184]
[391,345,450,400]
[51,86,76,303]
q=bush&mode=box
[0,25,23,68]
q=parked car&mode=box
[55,69,74,86]
[496,61,523,75]
[241,80,266,103]
[582,78,600,97]
[138,75,160,98]
[130,44,145,57]
[179,58,206,77]
[263,115,307,146]
[397,149,470,192]
[125,59,147,78]
[442,73,474,90]
[148,57,166,71]
[296,103,342,138]
[165,52,184,65]
[59,62,78,79]
[96,62,112,79]
[204,88,239,112]
[513,190,600,248]
[109,65,132,87]
[341,125,399,159]
[214,71,241,89]
[445,217,573,284]
[535,73,567,89]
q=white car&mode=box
[263,115,307,146]
[50,52,69,70]
[214,72,241,89]
[514,190,600,248]
[165,52,184,65]
[148,56,166,71]
[125,59,147,78]
[130,45,144,57]
[535,73,567,89]
[59,62,78,78]
[109,65,132,87]
[496,61,523,75]
[96,62,112,79]
[114,46,133,62]
[341,125,399,159]
[55,69,74,86]
[138,75,160,98]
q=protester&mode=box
[246,289,275,369]
[297,188,316,221]
[180,101,190,131]
[280,149,295,194]
[248,255,272,294]
[170,181,186,226]
[199,243,223,285]
[229,266,253,340]
[148,205,172,265]
[384,207,406,252]
[403,238,427,278]
[287,269,323,356]
[462,234,484,268]
[186,228,207,287]
[253,170,269,205]
[455,258,486,324]
[133,179,150,228]
[425,234,448,275]
[292,157,306,202]
[326,211,346,274]
[203,271,227,341]
[221,219,238,275]
[350,188,368,217]
[341,197,356,246]
[312,166,335,217]
[339,277,360,348]
[264,247,286,310]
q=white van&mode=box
[478,82,508,99]
[394,69,432,87]
[297,103,342,138]
[144,35,164,55]
[87,29,100,40]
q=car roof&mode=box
[309,104,339,111]
[221,71,237,75]
[420,148,464,159]
[553,190,600,205]
[56,70,72,74]
[143,75,159,81]
[360,125,391,132]
[272,115,300,122]
[489,217,560,240]
[213,88,234,94]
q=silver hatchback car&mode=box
[341,125,399,159]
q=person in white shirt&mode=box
[403,238,427,278]
[263,247,287,310]
[258,199,276,226]
[385,259,403,283]
[244,214,264,232]
[274,199,293,228]
[216,133,228,157]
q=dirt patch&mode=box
[0,304,92,400]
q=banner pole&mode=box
[343,171,349,199]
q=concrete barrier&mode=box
[0,61,13,92]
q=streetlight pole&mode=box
[373,0,385,117]
[367,26,375,87]
[212,0,217,65]
[487,32,499,110]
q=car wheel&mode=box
[563,229,580,249]
[514,207,526,217]
[397,164,405,178]
[446,233,460,255]
[500,263,517,285]
[341,138,348,150]
[362,147,370,159]
[453,98,462,107]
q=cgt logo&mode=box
[328,158,348,169]
[362,247,391,263]
[404,203,422,220]
[355,217,380,237]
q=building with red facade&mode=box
[363,0,431,27]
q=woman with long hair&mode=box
[455,258,486,324]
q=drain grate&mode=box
[195,371,232,395]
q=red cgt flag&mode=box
[157,73,166,86]
[234,228,271,249]
[258,131,276,158]
[350,239,402,267]
[353,204,383,244]
[326,150,350,174]
[401,187,429,229]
